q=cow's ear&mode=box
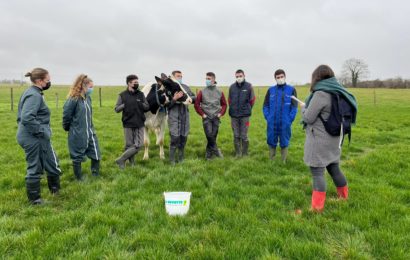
[155,76,162,84]
[160,73,167,80]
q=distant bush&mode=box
[347,77,410,89]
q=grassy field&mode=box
[0,84,409,259]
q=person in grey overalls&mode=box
[194,72,227,159]
[228,69,256,157]
[166,70,196,165]
[114,74,150,169]
[63,74,101,180]
[17,68,61,205]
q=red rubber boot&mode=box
[311,191,326,212]
[337,186,348,200]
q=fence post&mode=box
[11,88,14,111]
[99,87,102,107]
[55,93,59,109]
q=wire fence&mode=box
[1,84,381,112]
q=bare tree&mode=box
[341,58,369,87]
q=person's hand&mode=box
[217,113,221,118]
[173,91,184,101]
[202,114,207,119]
[300,103,306,109]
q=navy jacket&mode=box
[228,81,255,118]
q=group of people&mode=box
[16,65,357,212]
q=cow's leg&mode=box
[154,128,165,160]
[143,127,150,160]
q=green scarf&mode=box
[305,77,358,123]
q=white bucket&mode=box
[163,192,191,216]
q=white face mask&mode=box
[276,78,286,85]
[236,77,244,84]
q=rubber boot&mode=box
[47,175,60,195]
[91,159,100,177]
[214,148,223,158]
[129,156,135,167]
[73,161,83,181]
[242,140,249,156]
[281,147,288,163]
[178,147,185,163]
[205,147,213,160]
[26,180,42,205]
[337,186,348,200]
[115,147,138,169]
[311,191,326,212]
[269,146,276,160]
[234,138,242,158]
[169,147,177,166]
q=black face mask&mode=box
[43,81,51,91]
[132,83,139,89]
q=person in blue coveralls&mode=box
[17,67,62,205]
[63,74,101,180]
[263,69,298,163]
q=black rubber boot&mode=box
[26,180,42,205]
[234,138,242,158]
[214,148,223,158]
[178,147,185,163]
[91,159,100,176]
[47,175,60,195]
[115,147,138,169]
[169,147,177,166]
[128,156,135,166]
[242,140,249,156]
[73,161,83,181]
[205,147,213,160]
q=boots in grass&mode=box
[234,138,242,158]
[169,147,177,166]
[281,147,288,163]
[47,175,60,195]
[337,186,348,200]
[311,190,326,212]
[26,180,43,205]
[116,147,138,169]
[73,161,83,181]
[269,146,276,160]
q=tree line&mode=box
[338,58,409,88]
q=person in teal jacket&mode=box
[17,68,62,205]
[63,74,101,180]
[263,69,298,163]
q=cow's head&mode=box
[155,74,191,104]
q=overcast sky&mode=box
[0,0,409,86]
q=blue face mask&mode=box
[206,80,212,87]
[177,78,182,84]
[86,88,94,95]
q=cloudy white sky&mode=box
[0,0,409,86]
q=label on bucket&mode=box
[165,200,187,206]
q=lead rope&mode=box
[338,123,343,149]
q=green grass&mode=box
[0,85,409,259]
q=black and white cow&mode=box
[156,74,193,105]
[141,76,169,160]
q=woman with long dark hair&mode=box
[302,65,358,212]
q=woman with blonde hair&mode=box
[63,74,101,180]
[17,67,61,204]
